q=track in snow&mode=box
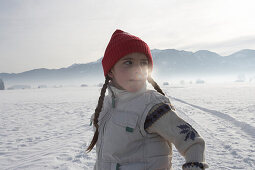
[167,94,255,169]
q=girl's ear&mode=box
[108,70,113,78]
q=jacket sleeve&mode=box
[145,103,209,170]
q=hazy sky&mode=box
[1,0,255,73]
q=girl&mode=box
[87,29,209,170]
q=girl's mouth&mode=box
[130,79,142,81]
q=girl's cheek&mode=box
[142,68,149,75]
[119,69,131,79]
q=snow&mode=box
[0,84,255,169]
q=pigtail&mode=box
[147,75,175,110]
[147,75,165,96]
[86,75,110,152]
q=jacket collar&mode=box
[107,82,147,103]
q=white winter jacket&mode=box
[92,84,208,170]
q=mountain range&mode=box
[1,49,255,86]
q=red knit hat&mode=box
[102,29,153,76]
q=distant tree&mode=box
[38,85,47,88]
[196,79,205,84]
[235,74,246,82]
[163,82,169,86]
[0,78,5,90]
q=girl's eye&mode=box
[141,61,148,66]
[124,61,133,65]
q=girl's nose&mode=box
[133,63,143,73]
[133,64,147,79]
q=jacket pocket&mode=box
[112,110,139,130]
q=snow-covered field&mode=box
[0,83,255,170]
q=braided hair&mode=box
[86,75,110,152]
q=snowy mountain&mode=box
[0,49,255,86]
[151,49,255,76]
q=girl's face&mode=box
[108,52,150,92]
